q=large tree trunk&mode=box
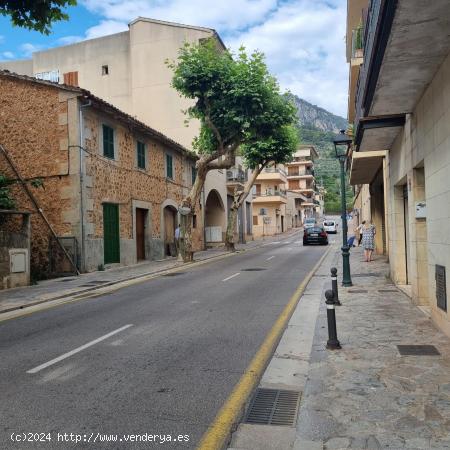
[179,150,237,262]
[224,164,265,252]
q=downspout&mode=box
[79,99,92,272]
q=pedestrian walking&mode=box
[361,221,376,262]
[356,220,365,246]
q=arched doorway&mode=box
[163,205,177,256]
[205,189,225,243]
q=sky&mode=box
[0,0,348,117]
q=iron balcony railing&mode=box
[254,189,287,198]
[355,0,381,131]
[226,169,247,183]
[288,168,314,177]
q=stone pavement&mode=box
[230,244,450,450]
[0,229,301,314]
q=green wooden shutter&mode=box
[191,166,197,185]
[137,141,146,169]
[103,125,114,159]
[103,203,120,264]
[166,153,173,179]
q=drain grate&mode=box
[79,280,112,287]
[162,272,186,277]
[397,345,440,356]
[57,278,77,282]
[378,289,398,293]
[244,388,300,426]
[242,268,267,272]
[348,289,368,294]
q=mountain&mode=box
[289,94,347,133]
[289,94,353,213]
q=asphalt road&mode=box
[0,230,330,449]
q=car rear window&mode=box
[309,227,323,232]
[324,221,335,226]
[305,219,315,223]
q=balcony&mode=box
[351,25,364,63]
[288,158,313,166]
[253,189,287,205]
[226,168,247,186]
[256,167,287,182]
[287,168,314,179]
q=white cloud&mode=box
[1,51,15,59]
[85,20,129,39]
[20,43,44,57]
[57,35,84,45]
[78,0,348,116]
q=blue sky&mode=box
[0,0,348,117]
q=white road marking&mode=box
[222,272,240,282]
[27,324,133,374]
[287,247,293,251]
[266,256,275,261]
[294,240,302,244]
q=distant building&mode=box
[0,71,203,277]
[252,166,288,237]
[0,17,251,245]
[285,146,319,224]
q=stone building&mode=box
[346,0,450,337]
[0,17,252,245]
[0,71,202,277]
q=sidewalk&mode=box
[0,228,301,314]
[230,245,450,450]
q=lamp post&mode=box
[333,130,353,287]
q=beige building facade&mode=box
[0,17,246,246]
[347,0,450,337]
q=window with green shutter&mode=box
[166,153,173,179]
[102,124,115,159]
[191,166,197,185]
[137,141,146,169]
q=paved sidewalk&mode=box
[0,228,301,314]
[230,245,450,450]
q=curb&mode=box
[196,244,331,450]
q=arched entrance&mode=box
[205,189,225,243]
[163,205,177,256]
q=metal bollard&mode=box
[325,290,341,350]
[331,267,341,305]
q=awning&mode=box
[350,150,387,185]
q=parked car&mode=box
[323,220,338,234]
[303,226,328,245]
[303,218,316,229]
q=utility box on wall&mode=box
[415,201,426,219]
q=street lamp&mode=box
[333,130,353,287]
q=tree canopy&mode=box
[0,0,76,34]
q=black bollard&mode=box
[331,267,341,305]
[325,289,341,350]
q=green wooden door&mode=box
[103,203,120,264]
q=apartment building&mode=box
[346,0,450,337]
[0,71,202,278]
[285,146,319,225]
[0,17,249,245]
[252,166,288,237]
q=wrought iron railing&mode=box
[226,169,247,182]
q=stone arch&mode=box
[205,189,226,243]
[161,199,179,256]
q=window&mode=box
[191,166,197,185]
[102,65,109,75]
[136,141,146,169]
[192,214,197,229]
[166,153,173,179]
[253,216,258,226]
[102,124,115,159]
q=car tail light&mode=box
[320,231,327,237]
[304,230,307,235]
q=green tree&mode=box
[0,173,16,210]
[0,0,76,34]
[225,123,298,251]
[168,40,296,261]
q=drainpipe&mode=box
[79,99,92,272]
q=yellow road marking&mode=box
[196,246,331,450]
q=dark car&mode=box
[303,226,328,245]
